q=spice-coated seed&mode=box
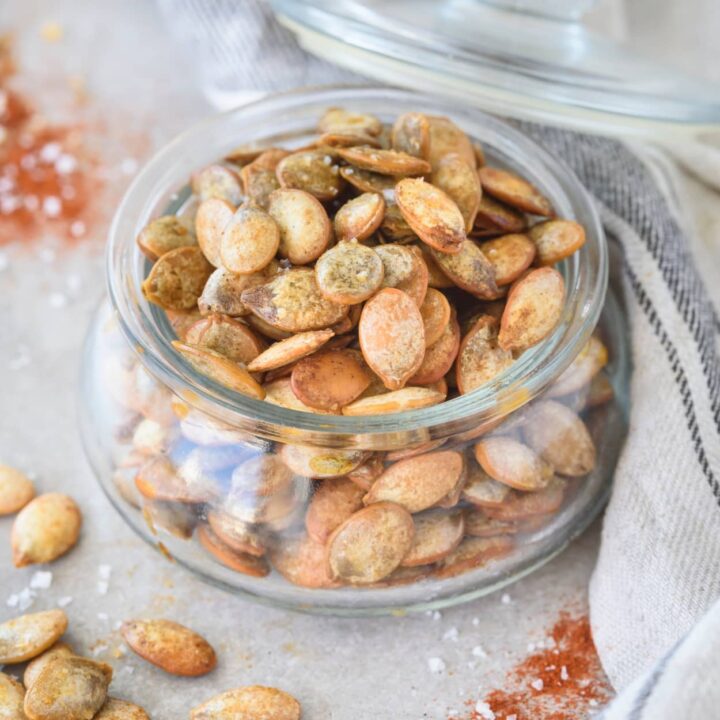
[478,166,554,217]
[195,198,234,268]
[23,641,75,689]
[0,610,68,664]
[391,112,430,159]
[431,153,482,232]
[137,215,196,261]
[426,115,476,171]
[220,205,279,275]
[263,377,338,415]
[142,246,213,311]
[419,288,452,347]
[229,454,294,497]
[375,244,428,307]
[185,313,265,365]
[456,315,513,394]
[430,240,498,299]
[342,386,445,416]
[319,107,382,137]
[207,510,265,557]
[190,685,301,720]
[461,462,513,508]
[191,164,243,205]
[279,444,368,479]
[305,478,366,544]
[475,436,553,491]
[479,233,536,286]
[339,165,396,194]
[276,150,343,201]
[409,310,460,385]
[484,477,566,521]
[248,329,334,372]
[0,464,35,515]
[337,146,431,176]
[241,161,280,209]
[315,241,385,305]
[334,192,385,242]
[529,219,586,266]
[198,265,277,317]
[197,524,271,578]
[401,509,465,566]
[93,698,151,720]
[434,535,514,579]
[473,194,527,234]
[270,534,341,589]
[0,672,25,718]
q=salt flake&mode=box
[530,679,544,691]
[97,580,109,595]
[474,701,495,720]
[443,627,459,642]
[427,657,446,674]
[48,292,68,309]
[501,593,512,605]
[30,571,53,590]
[57,596,73,607]
[42,196,62,218]
[560,665,569,681]
[98,564,112,580]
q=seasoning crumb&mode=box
[29,570,53,589]
[428,657,446,674]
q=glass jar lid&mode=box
[271,0,720,138]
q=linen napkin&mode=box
[157,0,720,711]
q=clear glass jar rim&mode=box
[106,85,607,445]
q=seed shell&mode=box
[430,240,498,298]
[434,535,514,579]
[0,672,25,718]
[191,164,243,205]
[207,510,265,557]
[0,464,35,515]
[419,288,451,347]
[462,463,513,508]
[456,315,513,394]
[270,534,341,589]
[375,244,428,307]
[319,107,382,136]
[279,445,368,479]
[24,641,75,689]
[426,115,475,170]
[190,685,301,720]
[474,194,527,233]
[248,329,334,372]
[199,265,277,317]
[529,219,586,265]
[306,478,366,544]
[195,198,234,268]
[339,165,396,194]
[93,698,151,720]
[342,386,444,416]
[479,166,554,216]
[391,112,430,159]
[142,246,213,311]
[185,314,265,365]
[0,610,68,664]
[409,310,460,385]
[197,524,271,578]
[484,477,566,521]
[276,150,342,200]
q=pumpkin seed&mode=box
[246,314,293,341]
[241,268,348,333]
[23,641,74,689]
[248,329,334,372]
[142,246,213,311]
[224,477,306,526]
[121,619,217,676]
[337,146,430,176]
[461,463,513,508]
[207,510,265,557]
[364,450,464,513]
[475,436,553,491]
[264,378,338,415]
[473,142,486,167]
[270,534,341,589]
[430,240,498,298]
[136,215,196,261]
[385,439,446,462]
[529,219,586,265]
[339,165,397,194]
[93,698,151,720]
[479,233,536,285]
[319,107,382,137]
[218,206,278,275]
[241,162,280,209]
[225,144,268,166]
[267,188,331,265]
[391,112,430,159]
[279,445,368,479]
[395,178,466,254]
[334,192,385,242]
[548,335,608,398]
[484,477,566,521]
[197,524,270,578]
[0,672,24,718]
[427,115,476,170]
[135,455,219,504]
[191,164,243,205]
[498,267,565,352]
[230,454,294,497]
[419,288,451,347]
[346,455,386,490]
[185,313,265,364]
[359,288,425,390]
[0,610,67,664]
[315,241,384,305]
[132,418,177,456]
[318,130,381,148]
[474,194,527,233]
[306,478,366,544]
[464,508,518,537]
[419,245,454,289]
[432,153,482,232]
[375,244,428,307]
[276,150,342,200]
[456,315,513,394]
[179,408,251,447]
[166,308,203,341]
[191,685,301,720]
[326,502,415,584]
[172,341,265,399]
[0,464,35,515]
[198,265,277,317]
[479,166,554,217]
[23,656,112,720]
[401,509,465,566]
[434,535,514,579]
[11,494,81,567]
[523,401,596,476]
[194,198,235,268]
[291,349,371,411]
[379,202,415,242]
[342,386,444,416]
[409,310,460,384]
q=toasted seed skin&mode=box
[172,342,265,399]
[0,465,35,515]
[334,192,385,242]
[93,698,150,720]
[137,215,196,261]
[197,524,270,578]
[241,161,280,209]
[479,166,554,217]
[498,267,565,352]
[474,194,527,234]
[220,205,279,275]
[326,502,415,584]
[276,150,342,200]
[121,619,217,677]
[315,241,384,305]
[195,198,235,267]
[432,153,482,232]
[185,314,264,364]
[529,219,586,265]
[264,378,338,415]
[380,202,415,242]
[190,685,301,720]
[395,178,466,254]
[430,240,498,299]
[267,188,331,264]
[434,535,514,579]
[392,112,430,159]
[456,315,513,394]
[342,387,444,416]
[248,329,334,372]
[23,657,112,720]
[359,288,425,390]
[401,509,465,566]
[142,246,213,311]
[479,233,536,286]
[462,463,513,508]
[11,494,81,567]
[0,610,68,664]
[375,244,428,307]
[241,268,348,333]
[191,164,243,205]
[23,641,75,689]
[0,672,25,718]
[337,146,431,176]
[291,349,371,411]
[306,478,366,544]
[475,436,552,491]
[419,288,451,347]
[364,450,465,513]
[523,401,596,476]
[199,266,275,317]
[409,310,460,384]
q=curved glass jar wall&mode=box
[79,87,629,615]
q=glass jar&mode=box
[79,86,629,615]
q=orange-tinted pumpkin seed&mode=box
[0,464,35,515]
[191,164,243,205]
[334,192,385,242]
[432,153,482,232]
[220,205,279,275]
[409,310,460,384]
[375,243,428,307]
[206,510,265,557]
[185,313,265,364]
[548,335,608,398]
[137,215,196,261]
[391,112,430,159]
[419,288,451,347]
[339,165,396,194]
[195,198,234,268]
[430,239,498,299]
[306,478,366,544]
[474,194,527,234]
[434,535,514,578]
[0,610,68,664]
[456,315,513,394]
[337,146,430,176]
[191,685,301,720]
[319,107,382,137]
[199,265,277,317]
[426,115,475,170]
[276,150,342,201]
[484,477,566,521]
[461,462,513,508]
[479,233,536,285]
[479,166,554,217]
[529,219,586,265]
[197,524,270,578]
[248,329,334,372]
[270,534,341,589]
[279,444,368,479]
[475,436,552,491]
[401,509,465,567]
[342,386,444,416]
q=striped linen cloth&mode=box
[157,1,720,715]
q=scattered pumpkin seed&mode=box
[0,464,35,515]
[0,610,68,664]
[0,672,25,718]
[191,685,301,720]
[93,698,151,720]
[23,641,75,689]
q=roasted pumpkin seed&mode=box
[430,240,498,298]
[548,335,608,398]
[191,164,243,205]
[219,205,279,275]
[241,162,280,209]
[137,215,196,261]
[409,310,460,385]
[337,146,430,176]
[401,509,465,566]
[270,534,341,589]
[475,436,552,491]
[306,478,366,544]
[195,198,234,268]
[391,112,430,159]
[142,246,213,311]
[198,265,276,317]
[484,477,566,521]
[11,494,81,567]
[197,524,270,578]
[375,244,428,307]
[426,115,475,170]
[464,508,517,538]
[0,610,68,664]
[276,150,342,201]
[0,672,24,718]
[93,698,151,720]
[334,192,385,242]
[279,445,368,479]
[185,313,265,364]
[191,685,301,720]
[207,510,265,557]
[0,464,34,515]
[479,166,554,217]
[474,194,527,234]
[479,233,536,285]
[529,219,586,265]
[24,641,75,689]
[135,454,219,504]
[434,535,514,579]
[461,463,513,508]
[456,315,513,394]
[248,329,334,372]
[339,165,396,194]
[419,288,451,347]
[342,386,444,416]
[315,241,384,305]
[432,153,482,232]
[264,378,338,415]
[319,107,382,137]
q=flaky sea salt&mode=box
[42,196,62,218]
[443,627,459,642]
[531,679,544,691]
[30,571,53,589]
[98,564,112,580]
[69,220,86,238]
[471,645,488,658]
[427,657,446,674]
[97,581,109,595]
[48,292,68,309]
[55,154,78,174]
[501,593,512,605]
[39,142,62,163]
[474,701,495,720]
[7,587,36,610]
[560,665,569,681]
[425,610,442,621]
[57,596,73,607]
